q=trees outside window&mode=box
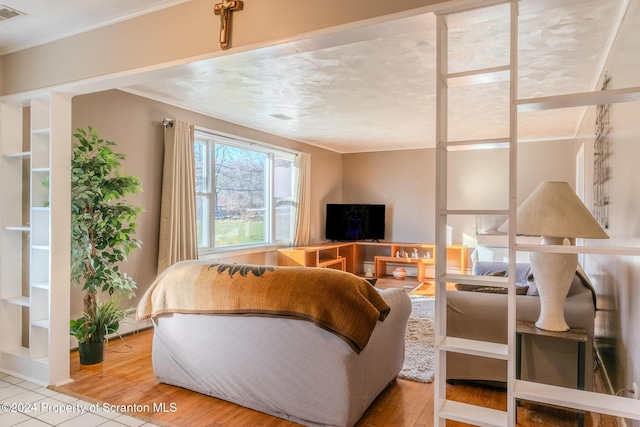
[195,130,297,252]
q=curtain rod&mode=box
[162,120,299,157]
[195,126,300,157]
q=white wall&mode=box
[574,0,640,408]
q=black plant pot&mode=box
[78,340,105,365]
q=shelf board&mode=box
[31,127,51,135]
[1,346,30,358]
[318,256,342,263]
[375,275,418,284]
[31,282,50,290]
[516,320,587,343]
[4,225,30,231]
[31,319,50,329]
[440,209,510,216]
[438,399,507,427]
[444,65,510,88]
[32,167,50,173]
[3,296,31,307]
[31,244,50,251]
[516,244,640,256]
[517,86,640,112]
[318,258,345,268]
[376,255,432,264]
[443,138,510,151]
[31,206,50,212]
[514,380,640,421]
[438,336,508,360]
[2,151,31,159]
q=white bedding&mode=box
[151,287,411,427]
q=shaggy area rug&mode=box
[398,296,435,383]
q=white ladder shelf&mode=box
[434,2,519,425]
[433,1,640,425]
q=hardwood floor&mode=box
[57,278,617,427]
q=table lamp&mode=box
[515,181,608,331]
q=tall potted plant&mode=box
[70,126,143,364]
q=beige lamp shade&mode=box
[516,181,608,239]
[498,181,608,331]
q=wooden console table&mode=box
[278,242,468,279]
[277,242,353,271]
[374,256,433,282]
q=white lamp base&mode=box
[530,237,578,332]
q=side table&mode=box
[516,320,588,427]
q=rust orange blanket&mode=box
[136,261,390,353]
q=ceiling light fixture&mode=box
[270,113,294,121]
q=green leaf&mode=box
[71,126,144,339]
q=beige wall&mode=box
[1,0,453,96]
[342,141,575,246]
[573,0,640,403]
[342,149,434,242]
[70,89,341,314]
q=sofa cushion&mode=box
[458,285,529,295]
[456,270,529,295]
[455,283,530,295]
[473,261,538,296]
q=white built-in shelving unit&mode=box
[434,2,518,425]
[0,92,72,386]
[434,1,640,426]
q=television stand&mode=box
[374,255,432,282]
[277,242,468,279]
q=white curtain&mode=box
[293,152,311,247]
[157,120,198,274]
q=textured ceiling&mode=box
[125,0,625,153]
[0,0,627,153]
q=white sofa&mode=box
[139,262,411,427]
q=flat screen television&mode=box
[325,204,385,241]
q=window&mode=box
[194,130,298,253]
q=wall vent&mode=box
[0,5,25,21]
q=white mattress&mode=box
[151,287,411,427]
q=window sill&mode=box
[198,243,289,261]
